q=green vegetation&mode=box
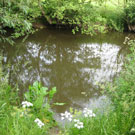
[124,2,135,31]
[0,66,58,135]
[0,0,135,43]
[0,0,41,44]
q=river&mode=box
[0,28,133,121]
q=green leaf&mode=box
[53,102,66,106]
[24,92,30,101]
[49,87,57,100]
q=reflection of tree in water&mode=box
[1,29,129,112]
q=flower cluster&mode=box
[123,37,130,44]
[60,111,73,121]
[83,108,96,117]
[22,101,33,108]
[34,118,44,128]
[74,119,84,129]
[60,108,96,130]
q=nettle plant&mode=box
[24,81,57,110]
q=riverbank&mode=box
[0,0,135,44]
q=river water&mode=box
[0,28,132,119]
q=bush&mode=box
[99,5,125,32]
[43,1,107,35]
[124,2,135,25]
[124,2,135,31]
[0,0,41,43]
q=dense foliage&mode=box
[0,0,135,44]
[124,1,135,31]
[0,0,41,44]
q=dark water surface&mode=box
[0,29,133,118]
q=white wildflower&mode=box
[123,37,130,44]
[22,101,33,108]
[130,128,135,133]
[60,111,73,121]
[74,119,83,129]
[74,119,80,122]
[83,108,96,117]
[34,118,44,128]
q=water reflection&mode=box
[0,29,129,114]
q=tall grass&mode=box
[0,62,57,135]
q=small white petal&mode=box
[68,118,72,121]
[34,118,40,123]
[77,126,81,129]
[84,114,88,117]
[74,119,79,122]
[61,117,65,120]
[60,113,65,116]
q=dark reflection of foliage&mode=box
[0,29,131,112]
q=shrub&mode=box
[0,0,41,43]
[124,2,135,25]
[99,5,125,32]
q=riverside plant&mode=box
[22,101,33,108]
[60,108,96,130]
[21,100,45,129]
[34,118,45,128]
[0,75,59,135]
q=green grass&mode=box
[0,64,57,135]
[66,110,133,135]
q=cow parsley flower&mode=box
[22,101,33,108]
[34,118,44,128]
[123,37,130,44]
[74,119,83,129]
[130,128,135,133]
[83,108,96,117]
[60,111,73,121]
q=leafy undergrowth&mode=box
[1,0,135,44]
[0,67,58,135]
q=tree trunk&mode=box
[38,0,52,24]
